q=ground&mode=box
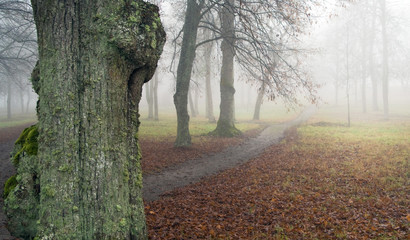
[1,106,409,239]
[144,108,409,239]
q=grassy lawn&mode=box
[139,103,300,140]
[0,114,37,129]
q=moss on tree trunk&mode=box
[4,1,166,239]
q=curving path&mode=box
[0,107,315,238]
[143,106,316,201]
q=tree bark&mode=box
[212,0,241,137]
[30,1,165,239]
[173,1,202,146]
[381,0,389,118]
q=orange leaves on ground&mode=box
[145,127,409,239]
[140,129,261,173]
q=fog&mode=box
[1,0,409,122]
[138,0,410,122]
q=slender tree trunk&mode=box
[335,54,340,106]
[7,78,11,119]
[174,1,202,146]
[188,89,197,117]
[30,1,165,239]
[369,0,378,111]
[346,23,351,127]
[19,90,25,113]
[26,89,31,113]
[194,87,199,116]
[253,82,265,120]
[381,0,389,118]
[361,12,367,113]
[204,39,216,122]
[212,0,241,137]
[146,81,154,119]
[153,72,159,121]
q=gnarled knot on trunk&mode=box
[104,0,165,82]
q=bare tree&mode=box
[173,0,320,145]
[0,0,37,118]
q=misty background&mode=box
[1,0,409,122]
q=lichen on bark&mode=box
[3,1,166,239]
[4,124,40,239]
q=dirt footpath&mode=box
[0,107,315,238]
[143,106,316,201]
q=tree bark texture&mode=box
[212,0,241,137]
[29,1,165,239]
[173,1,202,146]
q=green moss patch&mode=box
[3,175,17,199]
[13,125,38,166]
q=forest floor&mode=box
[145,108,409,239]
[1,106,409,239]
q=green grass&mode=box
[139,115,261,139]
[0,114,37,129]
[139,103,300,139]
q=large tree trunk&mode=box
[381,0,389,118]
[204,38,216,122]
[253,82,265,120]
[30,1,165,239]
[153,72,159,121]
[173,1,202,146]
[212,0,241,137]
